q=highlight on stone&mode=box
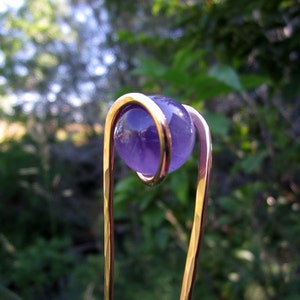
[114,95,195,176]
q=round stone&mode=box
[114,95,195,176]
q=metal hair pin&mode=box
[103,92,212,300]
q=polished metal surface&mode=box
[180,105,212,300]
[103,93,212,300]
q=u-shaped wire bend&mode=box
[103,93,212,300]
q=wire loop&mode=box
[103,93,212,300]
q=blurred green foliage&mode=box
[0,0,299,299]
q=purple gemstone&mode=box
[114,95,195,176]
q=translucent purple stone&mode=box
[114,95,195,176]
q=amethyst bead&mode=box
[114,95,195,176]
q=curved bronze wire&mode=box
[103,93,212,300]
[180,104,212,300]
[103,93,172,300]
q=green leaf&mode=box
[204,112,231,136]
[170,169,189,204]
[155,228,169,250]
[114,175,142,206]
[209,64,242,91]
[219,196,240,213]
[132,58,166,78]
[142,206,165,228]
[116,30,135,43]
[239,150,268,174]
[240,74,271,89]
[193,75,233,99]
[173,45,205,71]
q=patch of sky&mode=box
[0,0,24,13]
